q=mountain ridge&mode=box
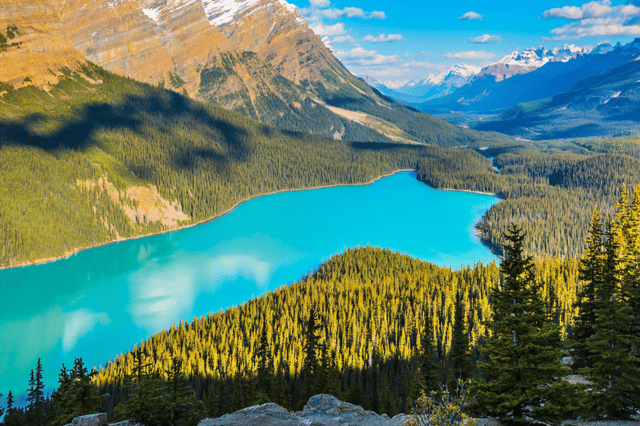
[419,38,640,115]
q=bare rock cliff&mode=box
[0,0,87,88]
[48,0,232,96]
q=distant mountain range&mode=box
[475,56,640,139]
[418,41,640,115]
[361,38,640,140]
[374,43,595,106]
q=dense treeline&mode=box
[0,65,436,268]
[416,139,640,258]
[6,218,640,423]
[81,247,580,419]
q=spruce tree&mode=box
[301,307,322,403]
[474,224,575,425]
[256,324,273,402]
[622,186,640,333]
[3,391,24,426]
[420,306,440,392]
[69,358,101,418]
[26,359,45,426]
[115,350,165,426]
[573,207,604,369]
[448,291,473,388]
[51,364,73,426]
[584,224,640,419]
[164,358,206,426]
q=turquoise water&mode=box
[0,171,498,397]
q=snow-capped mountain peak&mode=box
[203,0,301,27]
[449,63,481,78]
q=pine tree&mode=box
[474,224,576,425]
[51,364,73,426]
[448,291,473,388]
[573,207,604,369]
[115,349,165,426]
[584,224,640,419]
[4,391,25,426]
[70,358,101,418]
[301,307,322,403]
[420,306,440,392]
[622,186,640,335]
[164,358,206,426]
[26,359,45,426]
[256,324,273,402]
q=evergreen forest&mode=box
[3,187,640,424]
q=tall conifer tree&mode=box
[26,359,45,426]
[448,291,473,388]
[584,224,640,419]
[474,225,575,425]
[256,323,273,402]
[301,307,322,403]
[574,207,604,369]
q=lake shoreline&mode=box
[1,169,417,271]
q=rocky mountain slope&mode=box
[0,0,89,89]
[35,0,412,142]
[48,0,231,97]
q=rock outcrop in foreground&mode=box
[199,394,408,426]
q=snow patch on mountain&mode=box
[497,44,587,70]
[142,8,161,23]
[140,0,201,24]
[202,0,302,27]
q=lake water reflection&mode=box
[0,171,498,396]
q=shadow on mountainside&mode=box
[0,89,251,170]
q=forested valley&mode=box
[3,185,640,424]
[417,134,640,258]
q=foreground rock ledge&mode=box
[199,394,408,426]
[67,395,640,426]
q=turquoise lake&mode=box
[0,171,498,396]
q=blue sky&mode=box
[286,0,640,86]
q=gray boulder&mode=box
[198,395,408,426]
[199,402,323,426]
[299,394,407,426]
[65,414,108,426]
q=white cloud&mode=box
[443,50,496,60]
[322,7,365,18]
[336,47,400,66]
[402,61,440,69]
[540,0,640,39]
[333,35,356,43]
[311,22,346,36]
[363,33,403,43]
[309,0,330,7]
[459,11,483,21]
[469,34,501,43]
[368,11,386,19]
